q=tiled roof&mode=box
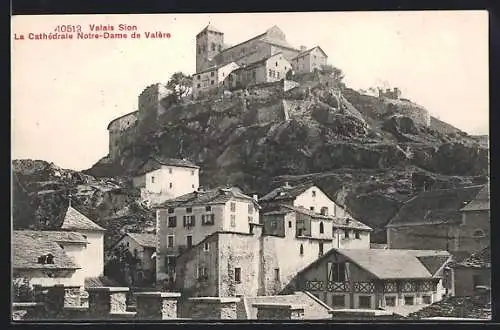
[61,206,106,232]
[417,255,450,275]
[297,248,450,280]
[13,231,80,270]
[454,246,490,269]
[127,233,157,249]
[278,204,372,231]
[134,156,199,175]
[407,295,492,320]
[14,230,88,244]
[260,182,316,202]
[244,292,332,319]
[460,185,490,212]
[386,185,485,227]
[155,186,258,209]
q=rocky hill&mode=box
[13,73,489,243]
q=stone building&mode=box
[291,46,328,74]
[379,87,402,100]
[132,156,200,206]
[386,184,490,254]
[192,62,240,99]
[285,248,451,311]
[110,233,157,285]
[154,187,260,284]
[226,53,292,90]
[107,111,138,161]
[12,205,106,290]
[451,246,490,297]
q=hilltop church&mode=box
[192,24,329,98]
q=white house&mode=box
[12,204,106,290]
[192,62,240,99]
[132,156,200,206]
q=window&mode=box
[319,242,324,256]
[274,268,280,280]
[248,216,253,223]
[288,221,292,228]
[385,296,396,307]
[197,266,208,280]
[186,207,192,213]
[312,190,316,197]
[191,170,195,176]
[404,296,415,305]
[169,182,173,189]
[332,295,346,307]
[319,222,324,234]
[197,75,200,80]
[328,262,346,282]
[299,244,304,255]
[422,295,432,304]
[151,176,155,183]
[211,43,215,51]
[248,204,253,214]
[218,44,222,52]
[355,231,360,239]
[344,230,349,239]
[183,215,195,227]
[270,219,277,228]
[169,168,173,174]
[473,229,485,239]
[168,216,177,228]
[211,80,214,85]
[230,215,236,227]
[269,69,272,76]
[187,235,193,248]
[320,207,328,216]
[206,206,211,212]
[192,184,195,189]
[168,208,174,214]
[202,214,215,225]
[310,206,315,211]
[230,202,236,212]
[276,61,278,66]
[358,296,371,308]
[252,70,256,78]
[203,242,210,251]
[234,267,241,283]
[277,72,280,79]
[167,235,174,248]
[197,83,201,88]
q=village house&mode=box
[132,156,200,205]
[12,204,106,290]
[284,248,452,312]
[385,184,490,255]
[226,53,292,90]
[291,46,328,74]
[154,187,260,284]
[109,232,157,286]
[192,62,239,99]
[451,246,490,297]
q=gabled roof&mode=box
[296,248,450,280]
[154,186,259,209]
[61,206,106,232]
[386,185,486,228]
[126,233,157,249]
[13,231,81,270]
[460,185,490,212]
[292,46,328,60]
[231,53,286,72]
[14,230,88,244]
[260,182,316,202]
[454,246,490,269]
[134,156,199,176]
[274,204,372,231]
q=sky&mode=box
[11,11,489,170]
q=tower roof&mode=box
[197,24,222,36]
[61,206,106,232]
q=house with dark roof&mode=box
[153,187,260,284]
[283,247,451,312]
[110,232,157,285]
[291,46,328,74]
[451,246,491,297]
[386,185,490,254]
[131,156,200,206]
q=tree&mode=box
[166,72,193,103]
[320,64,344,83]
[104,243,141,286]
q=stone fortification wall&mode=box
[384,99,430,127]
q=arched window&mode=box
[299,244,304,256]
[319,222,324,234]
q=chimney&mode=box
[253,194,258,202]
[300,46,307,52]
